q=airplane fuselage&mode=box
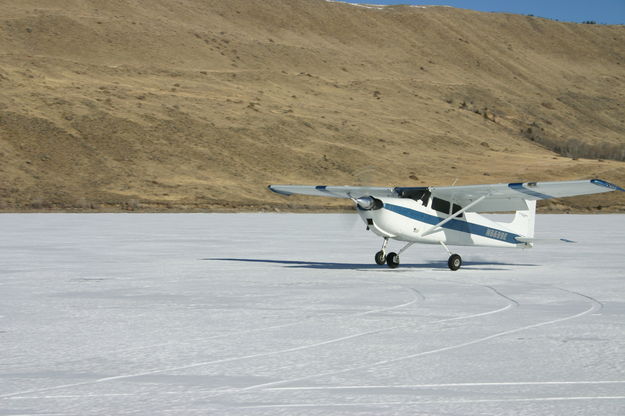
[268,179,623,269]
[358,197,526,248]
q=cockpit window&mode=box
[400,189,430,205]
[452,203,464,218]
[432,197,450,214]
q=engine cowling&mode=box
[355,196,383,210]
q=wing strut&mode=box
[420,195,488,238]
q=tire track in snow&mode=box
[13,380,625,401]
[15,284,425,371]
[117,281,517,398]
[236,395,625,411]
[0,280,516,399]
[0,285,423,399]
[266,379,625,392]
[220,287,600,396]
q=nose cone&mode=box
[355,196,375,210]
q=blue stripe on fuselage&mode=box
[384,203,520,244]
[508,183,553,199]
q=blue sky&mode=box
[341,0,625,25]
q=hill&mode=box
[1,0,624,212]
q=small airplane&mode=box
[268,179,624,270]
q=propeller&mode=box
[338,167,380,231]
[354,196,376,210]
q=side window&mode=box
[452,203,464,218]
[432,197,450,214]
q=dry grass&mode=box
[0,0,624,212]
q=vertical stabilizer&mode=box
[507,200,536,238]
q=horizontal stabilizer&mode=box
[515,237,577,244]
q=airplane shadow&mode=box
[206,258,539,271]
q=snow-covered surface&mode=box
[1,213,624,415]
[325,1,442,10]
[325,0,387,9]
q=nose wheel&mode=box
[374,238,389,265]
[374,250,386,265]
[374,237,404,269]
[386,252,400,268]
[374,250,400,268]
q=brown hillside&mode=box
[1,0,624,212]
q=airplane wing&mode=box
[268,179,624,212]
[268,185,400,199]
[427,179,624,212]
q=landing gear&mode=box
[374,238,411,269]
[386,252,400,268]
[374,250,386,265]
[448,253,462,271]
[374,238,389,265]
[441,241,462,271]
[385,242,414,269]
[373,239,463,271]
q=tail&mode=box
[506,200,536,238]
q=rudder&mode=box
[507,200,536,238]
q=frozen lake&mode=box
[1,213,624,415]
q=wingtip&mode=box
[267,185,293,196]
[590,179,625,192]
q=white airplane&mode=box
[268,179,624,270]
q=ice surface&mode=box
[0,213,624,415]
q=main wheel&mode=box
[448,254,462,271]
[387,252,400,269]
[374,250,386,265]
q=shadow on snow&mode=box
[206,258,539,271]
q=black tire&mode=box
[448,254,462,271]
[387,252,400,269]
[375,250,387,265]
